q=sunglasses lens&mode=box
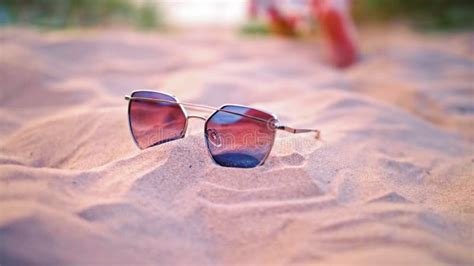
[128,91,186,149]
[205,105,276,168]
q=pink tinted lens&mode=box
[205,105,276,168]
[128,91,186,149]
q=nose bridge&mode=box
[187,115,207,121]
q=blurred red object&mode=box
[267,5,298,36]
[248,0,359,68]
[310,0,359,67]
[248,0,298,36]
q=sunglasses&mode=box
[125,90,320,168]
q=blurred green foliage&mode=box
[240,21,271,36]
[0,0,163,30]
[353,0,474,30]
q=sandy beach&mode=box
[0,27,473,265]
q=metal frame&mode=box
[125,90,321,167]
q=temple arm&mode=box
[276,125,321,139]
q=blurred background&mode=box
[1,0,473,31]
[1,0,473,138]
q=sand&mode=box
[0,27,473,265]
